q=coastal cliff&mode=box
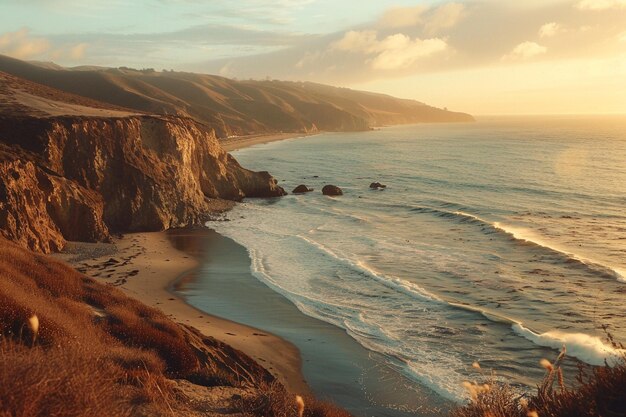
[0,70,335,417]
[0,58,474,255]
[0,115,285,253]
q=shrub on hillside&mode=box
[236,382,353,417]
[452,345,626,417]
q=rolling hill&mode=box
[0,54,473,138]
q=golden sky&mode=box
[1,0,625,115]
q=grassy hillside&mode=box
[0,236,262,416]
[0,54,473,137]
[0,237,351,417]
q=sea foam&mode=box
[492,221,626,284]
[513,324,625,366]
[410,206,625,282]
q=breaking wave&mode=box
[409,207,625,282]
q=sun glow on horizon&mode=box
[352,53,626,116]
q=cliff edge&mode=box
[0,72,285,253]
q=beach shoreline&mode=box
[53,132,322,395]
[55,230,309,395]
[172,227,452,417]
[220,131,319,152]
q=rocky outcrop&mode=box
[369,182,386,189]
[292,184,313,194]
[322,185,343,196]
[0,145,109,252]
[0,115,285,252]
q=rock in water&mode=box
[369,182,387,189]
[292,184,313,194]
[322,185,343,196]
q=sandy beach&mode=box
[221,132,318,152]
[56,231,309,395]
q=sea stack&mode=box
[322,185,343,196]
[369,182,387,189]
[292,184,314,194]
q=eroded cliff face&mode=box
[0,115,285,252]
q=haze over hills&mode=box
[0,54,473,138]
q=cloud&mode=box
[165,0,321,34]
[49,43,89,61]
[379,6,427,29]
[575,0,626,10]
[370,35,448,70]
[295,50,321,68]
[179,0,317,27]
[539,22,563,38]
[243,0,315,6]
[186,9,292,26]
[9,0,624,88]
[378,2,465,35]
[331,30,379,53]
[52,24,314,48]
[219,61,233,76]
[0,28,50,59]
[189,0,626,86]
[423,3,465,35]
[0,28,90,63]
[68,43,88,59]
[502,41,547,61]
[331,30,447,70]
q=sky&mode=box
[1,0,625,115]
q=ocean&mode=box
[179,116,626,415]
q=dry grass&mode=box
[235,382,353,417]
[0,236,353,417]
[0,341,134,417]
[0,238,194,416]
[0,238,234,415]
[0,236,198,377]
[0,340,183,417]
[451,345,626,417]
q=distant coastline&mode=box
[221,131,320,152]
